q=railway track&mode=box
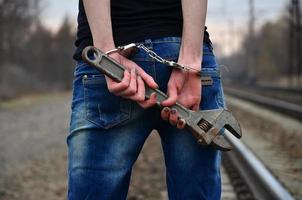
[224,87,302,120]
[235,83,302,95]
[0,91,299,199]
[222,86,301,200]
[222,132,295,200]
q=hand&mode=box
[161,61,202,129]
[105,53,158,109]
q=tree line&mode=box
[220,8,301,87]
[1,1,300,100]
[0,0,75,100]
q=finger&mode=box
[161,107,170,120]
[169,108,178,126]
[136,67,158,89]
[108,70,130,94]
[191,103,200,111]
[104,75,115,85]
[161,85,178,107]
[129,68,138,95]
[191,99,201,111]
[123,75,145,101]
[176,118,186,129]
[135,75,145,101]
[138,92,157,109]
[117,68,137,96]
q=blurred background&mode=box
[0,0,301,200]
[0,0,301,100]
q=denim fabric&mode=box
[67,37,225,200]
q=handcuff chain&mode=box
[136,44,169,65]
[136,44,201,75]
[107,43,201,75]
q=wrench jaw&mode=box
[187,125,218,145]
[217,110,242,139]
[202,109,242,139]
[202,109,242,150]
[186,109,242,151]
[186,112,221,145]
[211,135,233,151]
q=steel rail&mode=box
[226,83,302,94]
[223,131,295,200]
[251,84,302,94]
[224,87,302,120]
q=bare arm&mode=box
[161,0,208,127]
[83,0,115,51]
[179,0,207,69]
[83,0,158,108]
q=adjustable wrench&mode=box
[82,46,242,151]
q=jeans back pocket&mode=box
[83,74,131,129]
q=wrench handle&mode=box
[82,46,191,119]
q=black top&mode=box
[73,0,211,60]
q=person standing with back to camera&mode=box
[68,0,226,199]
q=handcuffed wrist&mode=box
[94,41,116,53]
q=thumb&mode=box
[191,103,200,111]
[161,84,178,107]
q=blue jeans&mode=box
[67,37,225,200]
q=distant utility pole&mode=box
[222,0,228,55]
[247,0,256,84]
[296,0,301,87]
[296,0,302,87]
[248,0,256,39]
[289,0,301,87]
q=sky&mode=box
[42,0,289,55]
